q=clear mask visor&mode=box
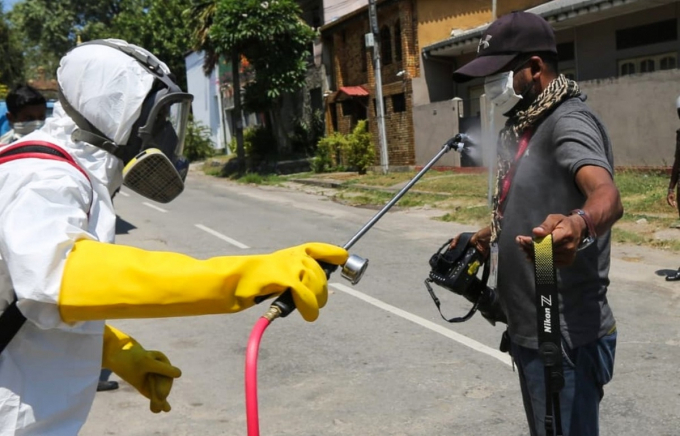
[138,91,192,160]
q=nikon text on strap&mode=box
[533,235,564,436]
[0,141,91,354]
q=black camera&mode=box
[425,233,506,325]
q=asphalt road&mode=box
[80,170,680,436]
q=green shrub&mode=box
[290,109,325,155]
[183,119,215,161]
[243,126,277,163]
[345,120,375,175]
[313,132,348,173]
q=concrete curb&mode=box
[288,178,455,197]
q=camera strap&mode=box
[424,278,481,323]
[533,235,564,436]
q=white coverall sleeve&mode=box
[0,158,94,329]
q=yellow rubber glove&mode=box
[102,324,182,413]
[60,241,348,322]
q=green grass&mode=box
[204,161,680,252]
[326,168,680,251]
[333,188,449,208]
[340,171,440,187]
[232,173,287,185]
[437,205,492,224]
[614,170,670,218]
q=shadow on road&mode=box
[115,216,136,235]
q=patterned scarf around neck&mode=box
[490,74,581,243]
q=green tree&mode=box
[206,0,315,154]
[9,0,193,89]
[9,0,113,78]
[85,0,194,89]
[0,2,24,89]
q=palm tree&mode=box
[187,0,219,75]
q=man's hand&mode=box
[516,214,586,267]
[667,189,677,208]
[450,226,492,257]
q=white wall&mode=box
[185,51,229,151]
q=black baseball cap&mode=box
[452,12,557,83]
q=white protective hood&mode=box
[58,41,157,147]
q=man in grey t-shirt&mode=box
[451,12,623,436]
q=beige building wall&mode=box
[416,0,547,50]
[413,0,549,107]
[580,69,680,167]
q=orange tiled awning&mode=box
[339,86,369,97]
[329,85,370,102]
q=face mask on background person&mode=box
[12,120,45,136]
[484,71,523,115]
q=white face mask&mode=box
[484,71,522,115]
[13,120,45,136]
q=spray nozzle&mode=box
[445,133,471,152]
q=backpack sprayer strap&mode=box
[0,299,25,354]
[0,142,91,354]
[533,235,564,436]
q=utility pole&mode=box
[368,0,389,174]
[231,52,245,176]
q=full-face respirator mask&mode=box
[58,39,193,203]
[425,233,506,325]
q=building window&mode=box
[618,52,677,76]
[620,62,635,76]
[380,25,392,65]
[392,93,406,112]
[640,59,655,73]
[310,88,323,112]
[394,20,402,63]
[341,100,354,117]
[616,19,677,50]
[660,56,677,70]
[557,42,575,62]
[361,36,367,72]
[356,104,367,122]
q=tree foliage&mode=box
[0,4,24,89]
[8,0,194,89]
[209,0,315,113]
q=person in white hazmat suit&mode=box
[0,39,348,435]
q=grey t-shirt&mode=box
[497,95,616,350]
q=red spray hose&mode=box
[245,279,327,435]
[245,302,289,436]
[245,316,271,436]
